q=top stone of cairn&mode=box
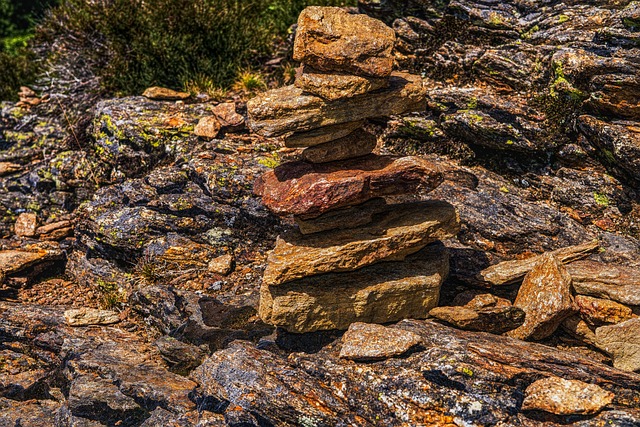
[293,6,396,78]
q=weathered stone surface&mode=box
[574,295,635,327]
[522,376,614,415]
[263,200,458,286]
[478,240,599,286]
[142,86,190,100]
[0,162,22,177]
[207,254,234,275]
[284,120,363,147]
[247,72,426,137]
[64,308,120,326]
[190,319,640,426]
[14,212,37,237]
[429,304,525,334]
[194,116,221,139]
[567,260,640,306]
[301,128,377,163]
[36,220,73,240]
[508,254,575,341]
[0,246,64,282]
[259,245,447,333]
[293,6,395,77]
[295,65,388,101]
[212,102,244,128]
[294,198,388,235]
[596,318,640,372]
[254,155,443,217]
[339,322,422,361]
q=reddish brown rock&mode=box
[295,65,388,101]
[562,315,597,346]
[259,245,448,332]
[0,246,64,279]
[293,7,395,77]
[452,292,512,310]
[507,254,575,341]
[254,155,443,217]
[574,295,635,326]
[14,213,37,237]
[212,102,244,128]
[478,240,599,286]
[0,162,22,177]
[36,220,73,240]
[284,121,364,148]
[567,260,640,306]
[595,318,640,372]
[142,86,190,100]
[208,254,234,276]
[301,128,376,163]
[194,116,221,139]
[247,72,426,137]
[262,201,459,286]
[294,198,388,235]
[522,377,614,415]
[339,323,422,361]
[429,301,525,334]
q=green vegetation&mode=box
[37,0,355,96]
[593,192,610,207]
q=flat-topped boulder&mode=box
[293,6,396,78]
[300,128,376,163]
[247,72,426,137]
[295,65,388,101]
[567,261,640,306]
[262,200,459,286]
[254,155,443,217]
[259,245,448,332]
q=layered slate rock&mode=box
[339,322,422,361]
[521,377,614,415]
[259,245,448,333]
[262,201,459,286]
[293,6,396,77]
[595,318,640,372]
[300,128,377,163]
[294,198,388,235]
[254,155,443,217]
[295,66,388,101]
[284,120,364,147]
[247,72,426,137]
[567,261,640,306]
[508,253,575,340]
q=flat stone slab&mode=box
[254,155,443,217]
[574,295,635,326]
[64,308,120,326]
[0,246,64,279]
[429,303,524,334]
[339,322,422,361]
[293,6,395,77]
[294,198,388,235]
[596,317,640,372]
[284,121,364,148]
[507,253,575,341]
[262,200,459,286]
[259,245,448,333]
[247,72,426,137]
[300,128,376,163]
[477,240,599,286]
[567,260,640,306]
[295,66,388,101]
[522,376,614,415]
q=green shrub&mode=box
[0,48,37,100]
[38,0,356,95]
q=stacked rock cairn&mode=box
[247,7,460,333]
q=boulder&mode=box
[300,128,377,163]
[339,322,422,361]
[259,245,448,333]
[507,253,575,341]
[521,376,614,415]
[293,6,395,77]
[247,72,426,137]
[262,200,459,286]
[574,295,635,327]
[254,155,443,217]
[194,116,221,140]
[295,65,388,101]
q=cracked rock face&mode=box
[522,376,614,415]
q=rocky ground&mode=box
[1,0,640,426]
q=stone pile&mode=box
[247,6,459,333]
